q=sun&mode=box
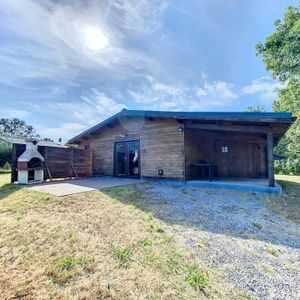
[82,25,109,51]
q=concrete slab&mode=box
[27,177,141,196]
[185,178,282,194]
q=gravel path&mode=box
[139,184,300,300]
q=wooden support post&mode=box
[267,132,275,187]
[70,149,79,179]
[11,144,17,183]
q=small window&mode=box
[221,146,228,153]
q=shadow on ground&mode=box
[0,181,20,200]
[102,181,300,250]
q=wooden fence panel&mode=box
[11,144,91,183]
[11,144,26,183]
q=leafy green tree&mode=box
[256,4,300,159]
[0,118,40,167]
[0,140,12,168]
[245,105,266,112]
[0,118,40,139]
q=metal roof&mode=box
[69,109,294,144]
[121,109,293,119]
[0,136,66,148]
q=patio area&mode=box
[27,177,141,196]
[26,176,282,196]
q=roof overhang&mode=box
[68,109,295,144]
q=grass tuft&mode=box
[164,252,181,273]
[47,255,94,285]
[242,291,257,300]
[139,238,153,246]
[266,247,278,257]
[187,263,208,291]
[113,245,132,265]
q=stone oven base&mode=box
[18,169,44,185]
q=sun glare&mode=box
[82,25,109,51]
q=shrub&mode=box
[274,159,300,175]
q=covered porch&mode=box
[183,120,285,188]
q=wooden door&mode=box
[215,140,261,178]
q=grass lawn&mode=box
[0,174,242,299]
[0,173,11,185]
[0,168,11,175]
[264,175,300,223]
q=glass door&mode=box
[115,142,126,176]
[114,140,140,178]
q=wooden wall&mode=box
[78,117,185,179]
[185,129,267,179]
[11,144,91,182]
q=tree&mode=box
[0,118,40,139]
[256,3,300,159]
[245,105,266,112]
[0,118,40,167]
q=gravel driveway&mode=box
[139,184,300,300]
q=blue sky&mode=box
[0,0,297,141]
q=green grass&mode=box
[242,291,257,300]
[47,255,95,285]
[113,245,133,265]
[0,174,247,299]
[187,263,208,291]
[0,173,11,187]
[266,247,278,257]
[265,175,300,223]
[0,177,51,216]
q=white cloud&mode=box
[242,76,280,103]
[0,108,29,119]
[196,81,237,99]
[79,88,126,122]
[128,74,237,111]
[36,123,87,143]
[0,0,168,88]
[112,0,168,34]
[28,88,126,140]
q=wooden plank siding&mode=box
[78,119,271,181]
[11,144,91,182]
[78,118,185,179]
[184,129,267,180]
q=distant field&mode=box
[267,175,300,223]
[276,174,300,184]
[0,169,11,175]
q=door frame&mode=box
[113,139,141,178]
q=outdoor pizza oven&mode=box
[17,140,44,184]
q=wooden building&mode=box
[69,109,294,187]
